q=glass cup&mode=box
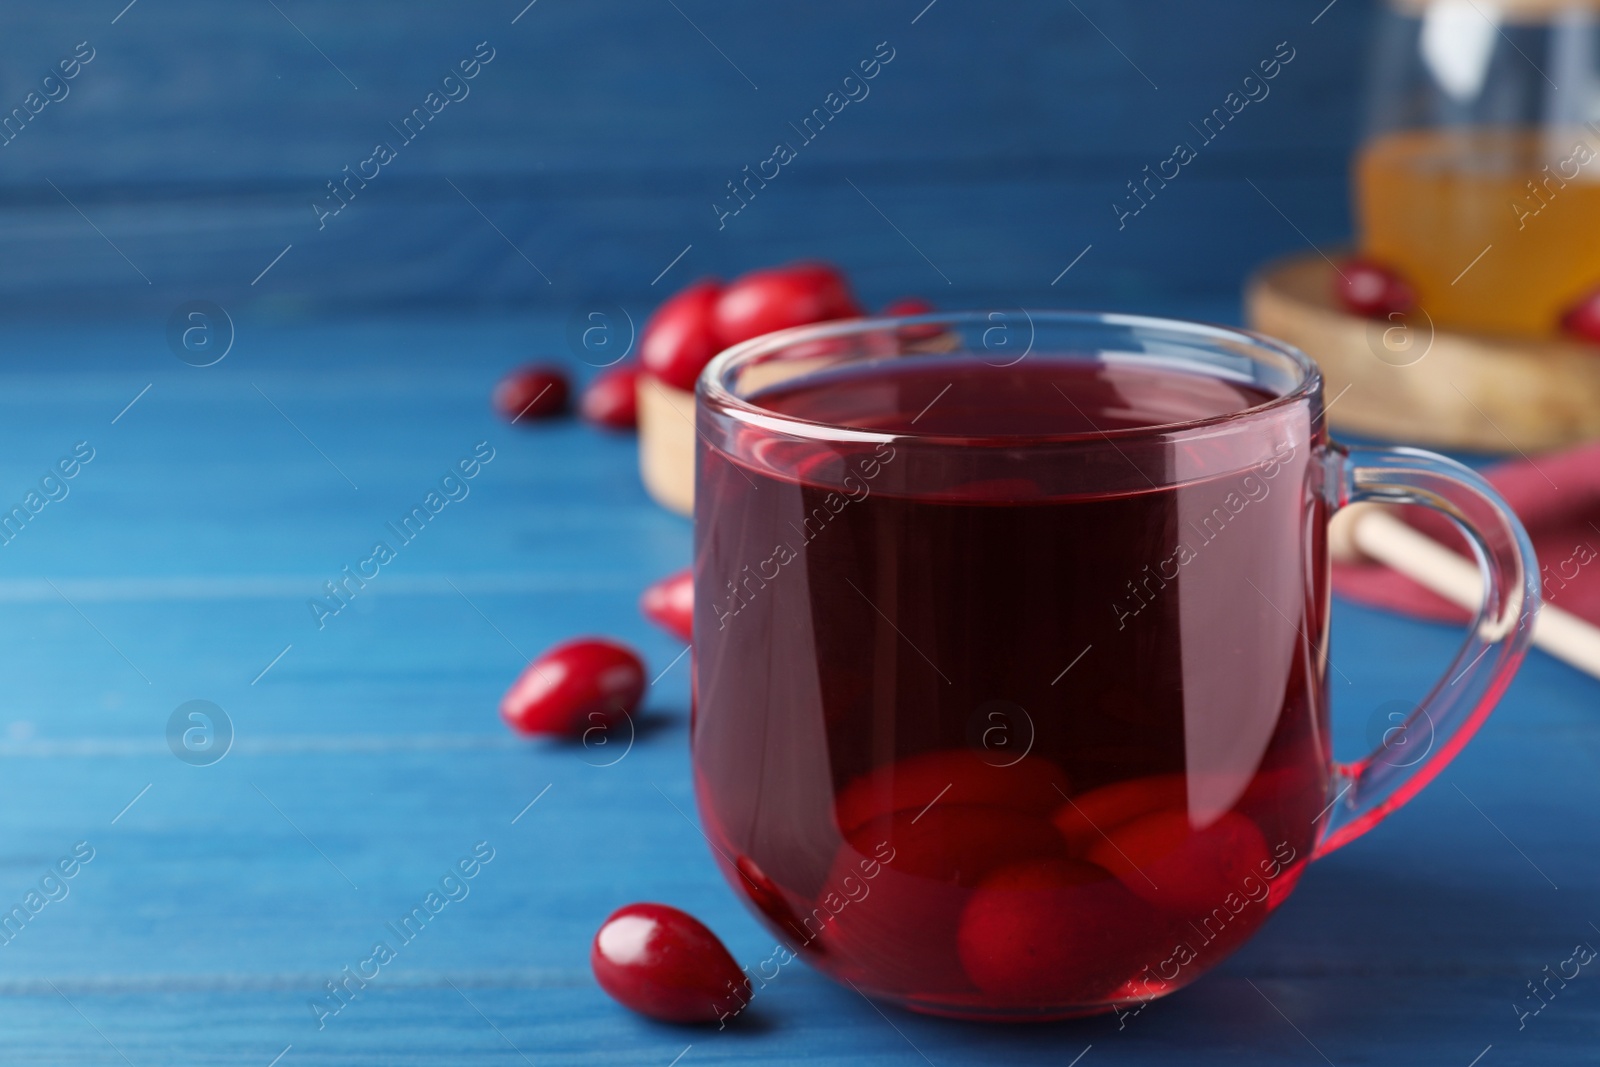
[691,311,1538,1020]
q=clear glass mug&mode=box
[690,312,1538,1020]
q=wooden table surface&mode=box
[0,310,1590,1066]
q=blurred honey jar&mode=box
[1355,0,1600,339]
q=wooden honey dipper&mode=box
[1328,503,1600,680]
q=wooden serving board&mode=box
[1245,252,1600,452]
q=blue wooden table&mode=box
[0,310,1590,1066]
[2,0,1597,1061]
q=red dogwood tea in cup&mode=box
[691,313,1538,1019]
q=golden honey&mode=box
[1356,126,1600,337]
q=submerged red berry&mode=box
[815,806,1067,995]
[592,903,750,1023]
[957,857,1149,1001]
[640,568,692,643]
[493,365,570,422]
[1335,259,1415,319]
[1052,774,1187,855]
[499,637,645,736]
[833,749,1069,835]
[1085,808,1269,914]
[581,365,640,429]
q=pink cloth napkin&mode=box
[1331,443,1600,625]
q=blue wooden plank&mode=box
[0,1,1367,178]
[0,0,1369,310]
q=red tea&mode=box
[693,355,1331,1019]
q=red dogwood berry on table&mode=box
[1335,259,1415,319]
[499,637,645,736]
[640,567,692,643]
[713,262,863,347]
[1562,288,1600,343]
[581,365,640,429]
[493,365,570,422]
[592,903,751,1024]
[640,279,725,391]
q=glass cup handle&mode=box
[1314,443,1540,857]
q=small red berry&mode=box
[1562,288,1600,342]
[833,749,1069,835]
[1052,774,1187,855]
[1085,808,1269,915]
[641,279,724,391]
[881,297,943,342]
[493,365,570,423]
[847,806,1067,887]
[957,858,1144,1000]
[1335,259,1415,319]
[713,262,863,347]
[592,903,750,1024]
[733,854,812,947]
[500,637,645,737]
[581,365,640,430]
[640,568,692,643]
[816,807,1067,994]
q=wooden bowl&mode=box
[636,376,697,517]
[636,330,960,516]
[1245,252,1600,452]
[636,356,833,517]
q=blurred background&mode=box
[0,0,1365,318]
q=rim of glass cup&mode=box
[699,310,1323,445]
